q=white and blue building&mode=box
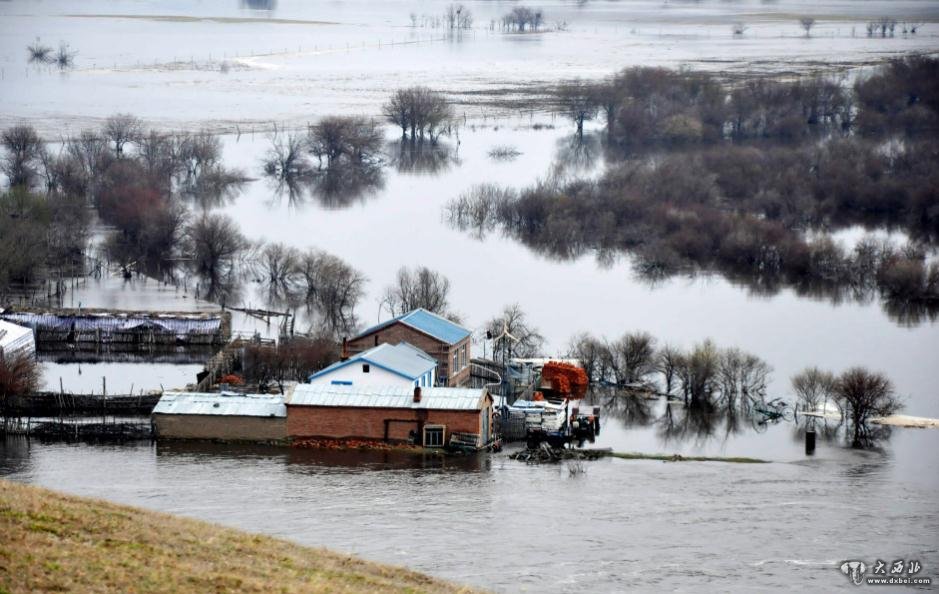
[308,342,438,388]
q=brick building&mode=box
[152,392,287,442]
[287,384,493,449]
[345,309,472,386]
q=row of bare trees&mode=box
[791,367,901,448]
[502,6,545,32]
[409,3,473,31]
[243,336,339,393]
[251,241,367,334]
[568,332,771,411]
[382,87,452,142]
[569,331,901,448]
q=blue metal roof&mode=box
[309,342,437,382]
[353,308,470,345]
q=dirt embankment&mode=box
[0,479,480,594]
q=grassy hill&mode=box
[0,479,478,594]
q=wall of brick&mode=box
[287,405,491,445]
[347,322,471,387]
[153,414,286,442]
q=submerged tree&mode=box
[835,367,901,448]
[791,367,838,413]
[26,38,53,64]
[799,17,816,37]
[567,332,609,385]
[609,331,657,386]
[297,248,366,335]
[103,113,143,158]
[382,87,452,142]
[557,81,599,139]
[183,213,247,297]
[308,116,383,169]
[1,125,43,189]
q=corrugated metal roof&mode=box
[289,384,488,411]
[0,320,35,356]
[352,308,470,345]
[311,342,437,381]
[153,392,286,418]
[0,312,221,335]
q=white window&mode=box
[460,344,467,369]
[423,425,445,448]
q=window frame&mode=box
[423,424,446,448]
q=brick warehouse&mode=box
[287,384,494,449]
[152,392,287,442]
[345,308,472,387]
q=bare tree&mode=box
[717,348,771,410]
[610,331,657,386]
[382,87,452,142]
[54,41,77,69]
[184,213,247,292]
[799,17,816,37]
[504,6,543,32]
[1,125,43,188]
[485,303,544,362]
[655,345,683,397]
[382,265,452,316]
[308,116,383,169]
[103,113,142,158]
[65,130,112,199]
[567,332,609,384]
[259,242,301,289]
[835,367,901,448]
[26,38,53,63]
[297,248,366,335]
[137,129,181,185]
[676,340,720,407]
[263,131,310,179]
[558,81,599,139]
[791,367,837,413]
[444,4,472,30]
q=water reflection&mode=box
[240,0,276,10]
[155,440,490,472]
[266,162,384,209]
[587,389,896,453]
[551,132,603,178]
[386,139,460,175]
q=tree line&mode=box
[553,56,938,144]
[567,330,900,448]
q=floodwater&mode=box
[3,0,939,133]
[2,408,938,592]
[3,1,939,590]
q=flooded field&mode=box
[3,0,939,591]
[3,0,939,133]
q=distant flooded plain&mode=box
[2,0,939,591]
